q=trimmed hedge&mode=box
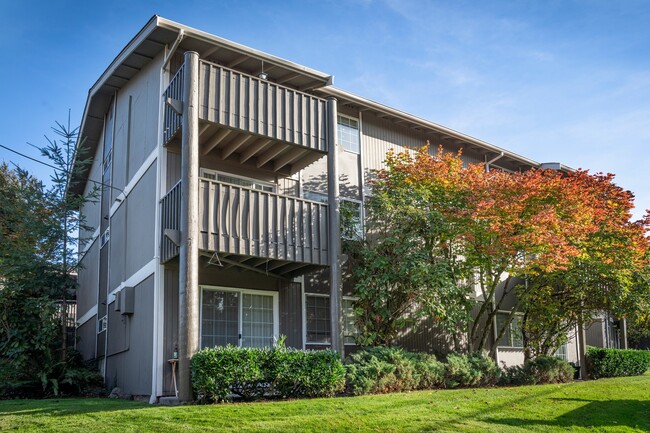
[587,347,650,378]
[501,356,574,385]
[191,345,345,403]
[344,348,499,395]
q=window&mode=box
[305,294,358,345]
[337,115,360,153]
[342,298,359,344]
[555,344,568,361]
[100,228,110,248]
[98,315,107,333]
[201,287,277,349]
[200,169,275,193]
[303,190,328,203]
[496,312,523,348]
[341,199,363,239]
[305,295,330,344]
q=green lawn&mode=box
[1,374,649,433]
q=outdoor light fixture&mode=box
[258,60,268,80]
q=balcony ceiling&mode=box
[199,251,325,280]
[166,122,325,176]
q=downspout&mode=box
[177,51,200,402]
[162,30,185,72]
[485,152,504,172]
[326,97,343,357]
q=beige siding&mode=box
[105,274,154,397]
[79,135,104,244]
[112,53,163,195]
[361,112,423,174]
[77,238,99,317]
[125,162,157,277]
[108,203,126,291]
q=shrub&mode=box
[501,356,574,385]
[345,347,420,395]
[412,353,446,390]
[270,348,346,398]
[191,345,345,403]
[192,346,269,402]
[587,347,650,378]
[0,350,104,399]
[444,353,500,388]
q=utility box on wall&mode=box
[120,286,135,315]
[114,290,122,312]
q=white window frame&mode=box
[199,285,279,348]
[97,315,107,334]
[303,293,358,346]
[199,168,276,193]
[337,113,361,154]
[341,198,364,240]
[303,190,328,203]
[495,311,524,349]
[100,227,110,248]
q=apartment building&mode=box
[72,16,587,402]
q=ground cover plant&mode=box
[0,373,648,432]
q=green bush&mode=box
[345,347,417,395]
[345,347,447,395]
[587,347,650,378]
[501,356,574,385]
[0,350,104,399]
[191,346,269,402]
[191,345,345,403]
[412,353,446,390]
[270,348,346,398]
[444,353,500,388]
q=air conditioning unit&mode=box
[120,286,135,315]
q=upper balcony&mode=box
[163,59,329,176]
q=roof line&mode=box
[156,17,332,85]
[320,86,543,168]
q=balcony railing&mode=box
[198,60,328,153]
[162,59,329,163]
[163,65,184,144]
[160,179,329,268]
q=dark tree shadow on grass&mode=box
[0,398,150,417]
[487,398,650,431]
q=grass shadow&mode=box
[488,398,650,431]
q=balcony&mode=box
[161,179,329,278]
[163,60,329,176]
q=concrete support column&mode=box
[178,51,200,402]
[326,96,343,356]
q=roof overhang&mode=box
[317,86,548,172]
[69,15,333,196]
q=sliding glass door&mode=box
[201,287,277,349]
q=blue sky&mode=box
[1,0,649,219]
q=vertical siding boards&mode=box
[196,178,328,266]
[160,181,181,263]
[198,60,327,153]
[163,65,184,145]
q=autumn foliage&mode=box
[350,145,650,355]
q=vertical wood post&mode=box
[577,314,588,379]
[178,51,200,402]
[326,96,343,356]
